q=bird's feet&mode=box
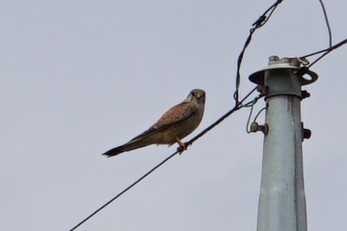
[176,139,188,154]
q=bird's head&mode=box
[186,89,206,105]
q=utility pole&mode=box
[249,56,318,231]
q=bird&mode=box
[102,89,206,157]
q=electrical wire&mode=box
[299,0,345,69]
[245,100,266,134]
[186,87,261,146]
[308,38,347,67]
[246,103,255,134]
[233,0,283,105]
[318,0,332,47]
[253,106,267,122]
[69,86,262,231]
[300,38,347,59]
[69,151,177,231]
[300,38,347,68]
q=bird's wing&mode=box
[130,101,197,141]
[154,101,197,129]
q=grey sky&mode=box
[1,0,346,230]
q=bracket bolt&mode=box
[301,122,311,141]
[303,128,311,140]
[250,122,269,135]
[301,90,311,99]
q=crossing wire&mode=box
[300,38,347,68]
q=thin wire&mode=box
[233,0,283,105]
[298,0,337,68]
[263,0,284,16]
[69,151,178,231]
[246,103,266,134]
[300,47,330,59]
[318,0,332,47]
[262,3,279,25]
[243,93,263,108]
[296,0,332,59]
[307,38,347,68]
[70,86,261,231]
[187,86,260,146]
[300,38,347,59]
[246,103,255,133]
[254,106,267,122]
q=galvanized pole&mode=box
[249,56,318,231]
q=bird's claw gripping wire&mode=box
[176,139,188,154]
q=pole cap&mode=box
[249,56,318,86]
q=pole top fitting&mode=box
[268,55,280,63]
[249,56,318,87]
[268,56,300,67]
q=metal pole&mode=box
[249,56,318,231]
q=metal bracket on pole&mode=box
[249,56,318,98]
[249,56,318,231]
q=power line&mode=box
[318,0,332,47]
[233,0,283,105]
[300,38,347,59]
[69,151,177,231]
[187,87,261,146]
[69,86,262,231]
[308,38,347,68]
[300,38,347,68]
[298,0,344,69]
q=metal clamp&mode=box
[295,68,319,85]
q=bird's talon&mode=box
[177,142,188,154]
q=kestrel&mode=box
[102,89,206,157]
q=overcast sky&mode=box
[1,0,346,230]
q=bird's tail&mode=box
[102,138,153,158]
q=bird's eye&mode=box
[191,91,203,99]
